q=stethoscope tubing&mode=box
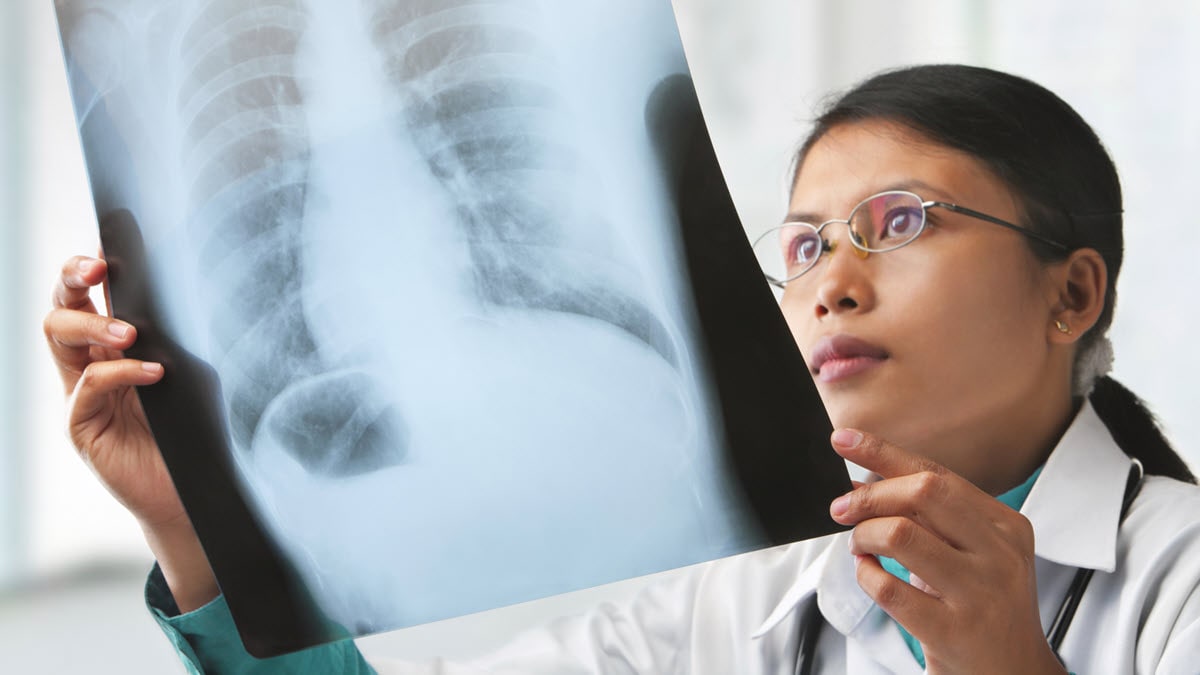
[1046,459,1144,657]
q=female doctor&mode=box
[43,64,1200,673]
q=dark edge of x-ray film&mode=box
[101,211,343,656]
[647,76,852,544]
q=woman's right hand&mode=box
[44,255,219,610]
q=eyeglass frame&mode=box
[755,190,1071,288]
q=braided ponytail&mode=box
[1089,376,1196,483]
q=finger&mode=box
[830,428,945,480]
[69,359,164,424]
[831,470,990,547]
[53,256,107,311]
[853,554,948,641]
[44,308,138,390]
[849,516,973,595]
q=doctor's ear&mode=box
[1046,248,1107,344]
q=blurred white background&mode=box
[2,0,1197,672]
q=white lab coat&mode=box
[371,402,1200,674]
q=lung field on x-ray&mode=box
[177,0,405,477]
[365,0,678,365]
[60,0,705,494]
[169,0,684,480]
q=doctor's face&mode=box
[780,120,1062,476]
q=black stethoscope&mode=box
[793,459,1145,675]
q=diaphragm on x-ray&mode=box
[53,0,850,656]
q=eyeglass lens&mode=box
[752,191,926,284]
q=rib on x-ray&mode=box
[54,0,850,655]
[177,0,409,477]
[367,1,679,365]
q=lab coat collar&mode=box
[752,401,1131,640]
[1022,400,1131,572]
[751,529,870,639]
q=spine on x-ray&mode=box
[177,0,403,476]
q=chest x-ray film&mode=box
[54,0,851,656]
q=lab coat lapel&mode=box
[1022,402,1131,573]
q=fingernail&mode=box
[107,322,131,339]
[79,260,97,275]
[142,362,163,374]
[831,494,850,517]
[832,429,863,448]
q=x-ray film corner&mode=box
[52,0,850,655]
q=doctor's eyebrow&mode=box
[783,179,961,224]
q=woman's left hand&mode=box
[828,428,1066,675]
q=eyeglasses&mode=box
[752,190,1070,287]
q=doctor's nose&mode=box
[812,234,875,320]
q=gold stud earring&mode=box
[1055,319,1072,335]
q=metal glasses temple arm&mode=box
[925,200,1071,251]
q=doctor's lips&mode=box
[810,334,889,383]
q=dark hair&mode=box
[795,64,1195,484]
